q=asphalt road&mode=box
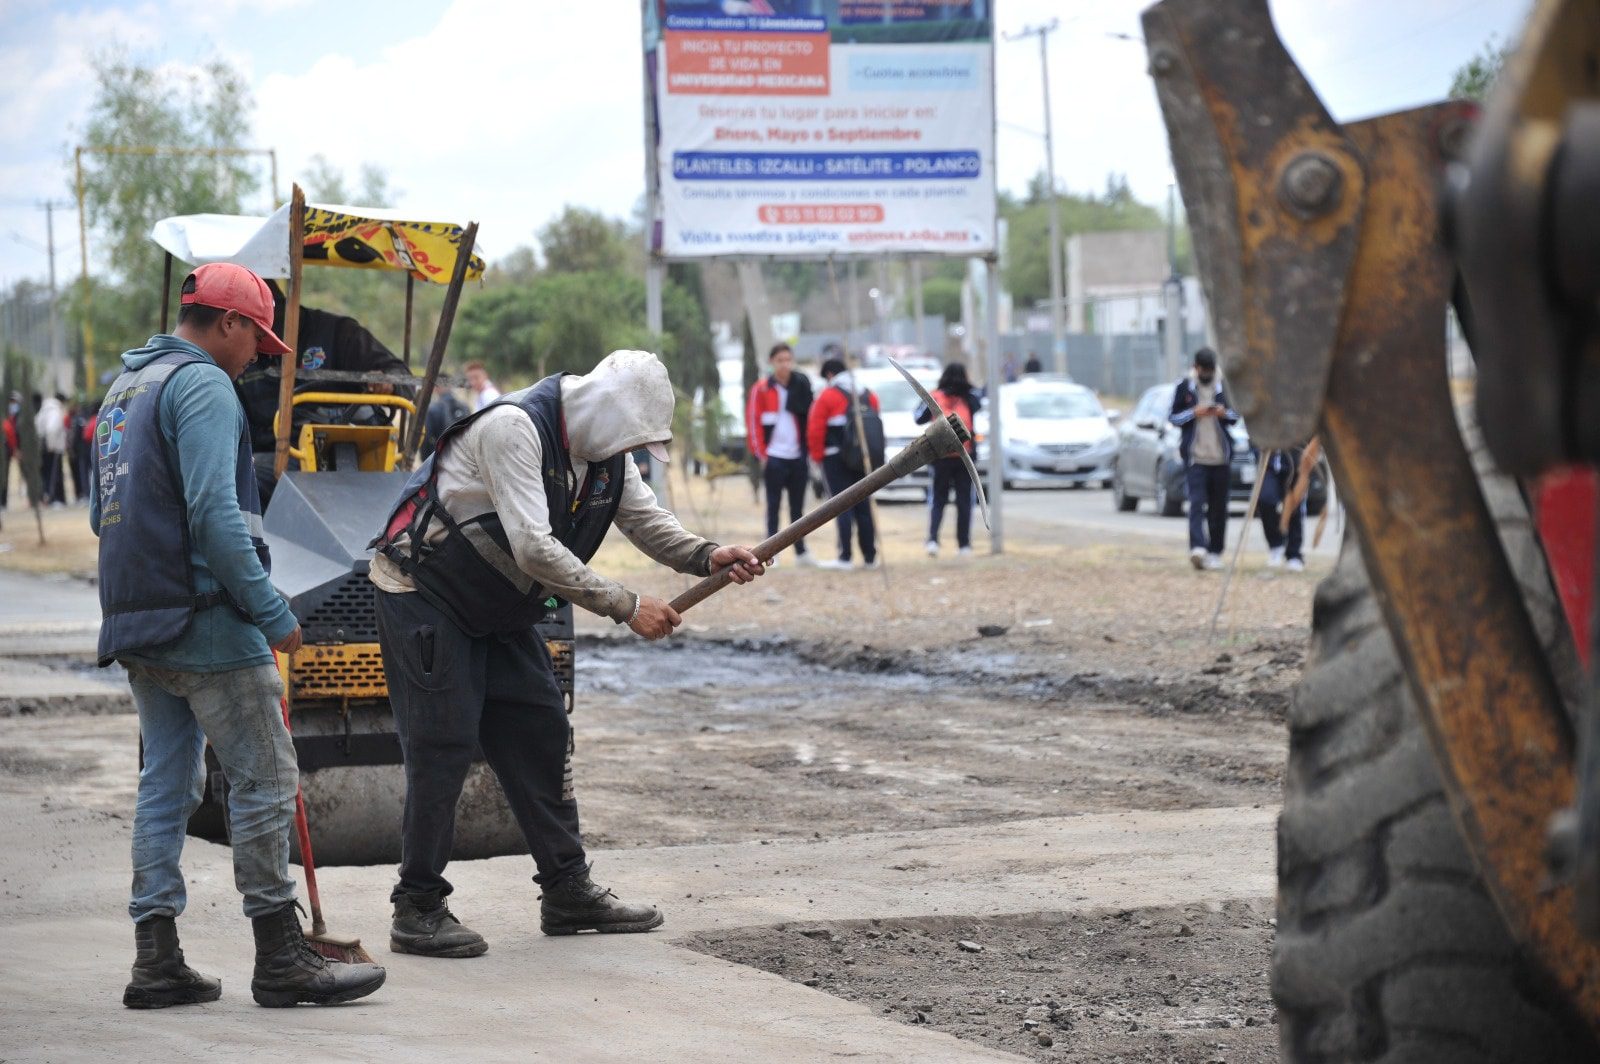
[883,480,1342,559]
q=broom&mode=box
[277,657,375,964]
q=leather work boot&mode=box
[540,870,664,936]
[390,892,488,958]
[250,902,386,1008]
[123,916,222,1009]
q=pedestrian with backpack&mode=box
[806,357,883,570]
[915,362,982,557]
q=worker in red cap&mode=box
[92,261,386,1009]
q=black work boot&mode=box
[123,916,222,1009]
[390,892,488,958]
[540,870,664,936]
[250,902,386,1007]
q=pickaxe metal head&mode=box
[888,357,991,530]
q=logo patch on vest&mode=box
[96,407,126,459]
[301,347,326,370]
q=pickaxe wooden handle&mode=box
[669,362,977,615]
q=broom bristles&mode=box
[306,934,375,965]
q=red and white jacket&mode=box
[745,373,812,462]
[806,377,881,462]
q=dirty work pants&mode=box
[1185,462,1230,555]
[927,456,974,550]
[125,661,298,923]
[1257,459,1304,561]
[375,589,584,901]
[822,454,877,564]
[763,455,809,556]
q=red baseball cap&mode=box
[180,262,292,356]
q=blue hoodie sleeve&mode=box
[1168,381,1194,427]
[162,367,297,645]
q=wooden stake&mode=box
[272,185,305,480]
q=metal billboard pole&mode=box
[641,2,668,502]
[1006,19,1065,375]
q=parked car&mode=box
[1111,382,1329,517]
[995,376,1117,488]
[851,366,987,501]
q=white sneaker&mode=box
[1286,557,1306,573]
[1203,553,1224,571]
[816,558,853,571]
[1267,547,1286,568]
[796,552,816,567]
[861,559,881,571]
[1189,547,1207,570]
[958,547,973,557]
[925,540,940,557]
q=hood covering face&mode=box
[559,349,674,463]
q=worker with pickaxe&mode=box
[370,349,765,956]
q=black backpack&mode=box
[836,386,886,474]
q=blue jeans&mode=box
[822,455,876,563]
[125,662,299,923]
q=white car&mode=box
[997,377,1118,488]
[849,366,988,501]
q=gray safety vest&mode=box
[95,348,269,666]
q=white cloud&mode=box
[0,0,1540,289]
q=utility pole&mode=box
[40,201,69,394]
[1006,19,1065,375]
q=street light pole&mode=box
[1006,19,1065,375]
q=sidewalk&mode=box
[0,787,1273,1064]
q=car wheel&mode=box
[1112,464,1138,512]
[1155,466,1185,517]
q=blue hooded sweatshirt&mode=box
[91,335,296,672]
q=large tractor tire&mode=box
[1274,423,1596,1063]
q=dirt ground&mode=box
[687,900,1277,1063]
[2,466,1319,1062]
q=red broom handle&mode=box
[276,661,327,937]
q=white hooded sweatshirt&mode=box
[370,350,716,621]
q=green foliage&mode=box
[77,53,260,288]
[452,269,712,393]
[1450,38,1510,101]
[537,207,633,274]
[921,275,963,322]
[72,52,262,372]
[1002,171,1166,307]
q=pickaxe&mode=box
[669,358,989,614]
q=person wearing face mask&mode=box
[1168,348,1239,571]
[369,349,766,956]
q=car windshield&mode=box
[871,379,930,414]
[1012,389,1102,419]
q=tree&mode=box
[76,54,260,287]
[1002,171,1166,307]
[537,207,631,274]
[1450,38,1510,101]
[921,276,963,323]
[72,52,261,374]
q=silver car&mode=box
[997,377,1118,488]
[854,366,988,501]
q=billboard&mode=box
[643,1,997,259]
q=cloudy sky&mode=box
[0,0,1528,287]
